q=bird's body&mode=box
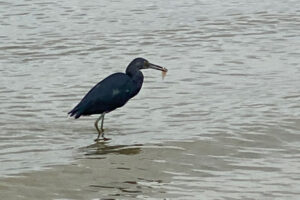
[68,72,143,118]
[68,58,167,141]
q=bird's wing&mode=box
[69,73,135,117]
[85,73,134,106]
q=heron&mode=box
[68,58,167,141]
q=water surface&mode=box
[0,0,300,199]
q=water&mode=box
[0,0,300,199]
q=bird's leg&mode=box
[100,113,105,132]
[94,113,110,141]
[94,114,103,141]
[100,114,110,141]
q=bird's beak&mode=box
[148,63,168,72]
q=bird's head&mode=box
[128,57,168,72]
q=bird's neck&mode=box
[132,71,144,83]
[128,70,143,84]
[126,66,141,79]
[126,70,144,97]
[126,65,137,77]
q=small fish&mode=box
[162,67,168,80]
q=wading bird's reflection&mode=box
[80,141,143,157]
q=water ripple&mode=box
[0,0,300,199]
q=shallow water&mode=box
[1,0,300,199]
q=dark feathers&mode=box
[68,72,143,119]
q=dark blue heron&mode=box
[68,57,167,141]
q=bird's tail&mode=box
[68,106,82,119]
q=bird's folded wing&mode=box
[73,73,134,115]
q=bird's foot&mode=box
[102,136,111,141]
[94,134,111,142]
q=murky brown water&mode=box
[1,0,300,199]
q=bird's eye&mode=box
[144,61,149,67]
